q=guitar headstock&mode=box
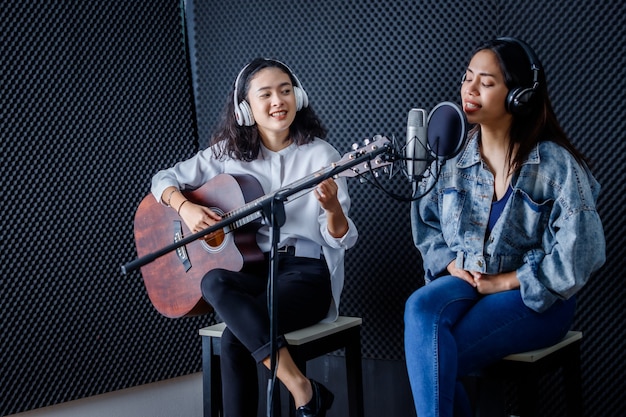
[335,135,394,179]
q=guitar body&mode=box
[133,174,265,318]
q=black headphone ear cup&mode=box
[506,87,522,113]
[497,37,541,115]
[506,86,535,114]
[237,100,254,126]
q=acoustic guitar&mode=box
[133,136,391,318]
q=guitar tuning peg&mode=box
[351,143,359,150]
[363,138,371,145]
[359,177,367,184]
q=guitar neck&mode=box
[222,207,264,232]
[222,136,392,232]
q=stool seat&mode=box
[502,330,582,362]
[199,315,362,345]
[479,330,583,417]
[199,316,364,417]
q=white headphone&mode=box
[233,59,309,126]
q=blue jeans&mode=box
[404,276,576,417]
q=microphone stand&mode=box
[121,140,392,417]
[265,193,285,417]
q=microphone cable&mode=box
[353,136,443,203]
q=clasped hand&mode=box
[447,261,520,294]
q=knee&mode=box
[404,289,433,328]
[200,269,228,304]
[404,278,474,326]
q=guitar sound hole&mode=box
[199,207,230,253]
[203,230,225,248]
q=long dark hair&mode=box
[467,39,588,171]
[210,58,327,161]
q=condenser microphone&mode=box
[427,101,467,160]
[406,108,428,181]
[371,102,467,202]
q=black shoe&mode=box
[296,379,335,417]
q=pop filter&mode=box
[427,101,467,159]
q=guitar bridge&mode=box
[173,220,192,272]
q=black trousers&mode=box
[200,253,331,417]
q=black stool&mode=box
[199,316,364,417]
[477,330,583,417]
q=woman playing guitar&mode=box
[151,58,358,417]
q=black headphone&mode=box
[461,37,542,115]
[233,59,309,126]
[497,37,542,114]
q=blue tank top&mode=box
[488,185,513,232]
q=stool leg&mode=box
[202,336,222,417]
[563,343,583,417]
[474,377,506,417]
[516,367,539,417]
[345,327,364,417]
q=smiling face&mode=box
[461,49,513,130]
[246,66,297,149]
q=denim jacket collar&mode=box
[457,132,541,170]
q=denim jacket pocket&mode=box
[500,189,552,250]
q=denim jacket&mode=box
[411,133,606,313]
